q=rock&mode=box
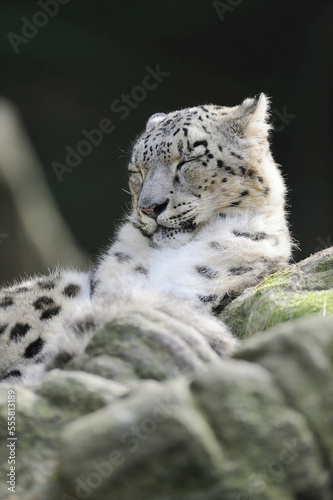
[59,379,228,500]
[235,315,333,480]
[35,369,130,413]
[67,312,221,383]
[57,317,333,499]
[220,246,333,339]
[0,385,66,500]
[1,250,333,499]
[0,371,130,500]
[66,353,138,382]
[0,308,222,500]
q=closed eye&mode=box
[128,170,142,180]
[128,169,144,188]
[128,165,145,177]
[176,154,205,171]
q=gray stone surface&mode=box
[235,315,333,481]
[67,312,221,383]
[58,352,331,500]
[1,249,333,499]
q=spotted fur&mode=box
[0,94,291,383]
[0,271,91,382]
[95,93,291,311]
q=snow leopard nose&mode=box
[140,199,169,220]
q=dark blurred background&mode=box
[0,0,332,282]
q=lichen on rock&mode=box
[221,246,333,339]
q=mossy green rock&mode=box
[221,246,333,338]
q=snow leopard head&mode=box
[128,94,284,245]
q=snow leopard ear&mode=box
[237,93,271,138]
[146,112,167,131]
[241,93,269,120]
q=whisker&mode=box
[116,144,131,157]
[116,144,130,154]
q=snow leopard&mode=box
[0,93,291,383]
